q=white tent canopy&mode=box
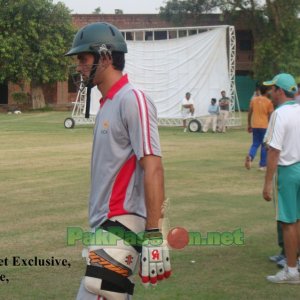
[125,27,230,118]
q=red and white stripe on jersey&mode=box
[264,111,278,146]
[107,155,136,218]
[133,89,154,156]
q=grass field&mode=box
[0,111,298,299]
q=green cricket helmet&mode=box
[65,22,127,56]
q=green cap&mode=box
[65,22,127,56]
[263,73,297,95]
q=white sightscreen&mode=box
[125,27,230,118]
[89,28,230,118]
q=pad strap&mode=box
[85,265,134,295]
[100,219,143,253]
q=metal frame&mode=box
[227,26,241,127]
[70,83,96,126]
[122,25,231,41]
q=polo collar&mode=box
[277,100,296,108]
[106,74,129,100]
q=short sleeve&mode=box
[264,111,283,151]
[121,89,162,160]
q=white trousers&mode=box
[218,110,229,132]
[202,115,218,132]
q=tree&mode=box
[93,7,101,14]
[0,0,74,107]
[217,0,300,80]
[159,0,300,81]
[253,0,300,80]
[159,0,219,26]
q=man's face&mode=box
[270,86,281,106]
[221,91,225,97]
[76,53,95,83]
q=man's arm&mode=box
[139,156,171,286]
[139,155,165,230]
[247,106,253,132]
[182,104,193,108]
[263,147,280,201]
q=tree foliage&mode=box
[93,7,101,14]
[115,9,124,14]
[159,0,220,26]
[0,0,74,87]
[254,0,300,80]
[159,0,300,81]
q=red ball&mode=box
[167,227,189,250]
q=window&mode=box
[236,30,253,51]
[154,31,167,40]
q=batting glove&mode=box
[139,229,171,287]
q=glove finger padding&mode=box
[156,262,164,281]
[149,262,158,285]
[140,246,151,287]
[162,245,171,278]
[139,233,171,287]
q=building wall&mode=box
[72,14,172,29]
[8,82,31,106]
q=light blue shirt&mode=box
[208,104,219,115]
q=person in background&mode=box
[262,73,300,284]
[245,85,274,171]
[252,86,261,98]
[181,92,195,132]
[202,98,219,133]
[217,90,230,133]
[269,222,286,268]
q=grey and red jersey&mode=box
[89,74,161,229]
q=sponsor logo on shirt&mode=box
[101,120,109,134]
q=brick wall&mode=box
[72,14,172,30]
[43,83,57,105]
[8,82,31,106]
[72,13,224,30]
